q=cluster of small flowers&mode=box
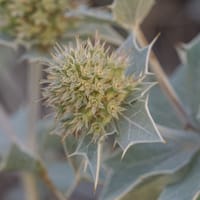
[0,0,71,48]
[43,38,138,140]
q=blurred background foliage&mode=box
[0,0,200,200]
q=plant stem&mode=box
[135,26,195,130]
[28,62,41,152]
[22,62,42,200]
[39,164,67,200]
[22,173,39,200]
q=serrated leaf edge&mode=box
[120,96,165,158]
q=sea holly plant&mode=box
[0,0,124,199]
[98,0,200,200]
[0,0,122,57]
[0,0,200,200]
[42,33,164,189]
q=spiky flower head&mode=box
[0,0,72,49]
[43,38,140,141]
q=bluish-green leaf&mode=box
[114,34,164,154]
[115,99,164,156]
[47,161,75,192]
[67,6,114,24]
[69,135,100,184]
[0,108,41,172]
[171,36,200,127]
[117,34,151,77]
[121,175,172,200]
[112,0,155,28]
[149,85,182,129]
[64,23,123,45]
[4,144,40,173]
[101,127,200,200]
[159,153,200,200]
[0,34,17,50]
[149,36,200,129]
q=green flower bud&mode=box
[43,38,139,141]
[0,0,72,49]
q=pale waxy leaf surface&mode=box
[100,127,200,200]
[159,153,200,200]
[115,98,164,156]
[115,34,164,154]
[69,135,100,185]
[117,34,151,77]
[112,0,155,28]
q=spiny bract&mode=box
[0,0,71,49]
[43,38,139,141]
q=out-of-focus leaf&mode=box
[0,108,41,172]
[0,45,18,71]
[171,36,200,127]
[159,153,200,200]
[0,124,12,169]
[19,48,50,64]
[149,85,182,129]
[112,0,155,29]
[100,127,200,200]
[67,6,114,24]
[0,108,25,169]
[65,23,123,45]
[121,162,192,200]
[121,175,171,200]
[4,144,40,173]
[0,34,17,50]
[47,161,75,191]
[149,36,200,129]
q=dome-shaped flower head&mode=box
[0,0,72,49]
[43,37,141,141]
